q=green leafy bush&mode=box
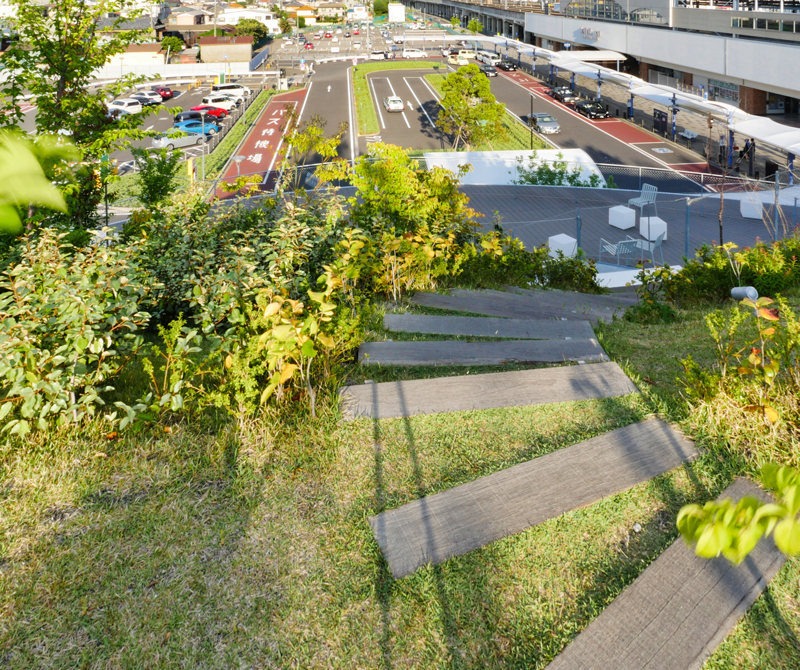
[0,229,150,436]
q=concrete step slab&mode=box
[339,361,638,420]
[411,292,594,322]
[501,284,639,307]
[358,339,607,366]
[546,478,786,670]
[369,418,697,579]
[383,313,596,340]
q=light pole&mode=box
[233,155,245,176]
[200,110,208,180]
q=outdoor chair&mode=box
[637,231,665,266]
[599,237,639,266]
[628,183,659,220]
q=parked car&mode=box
[107,98,142,115]
[151,85,174,100]
[219,91,245,106]
[551,86,578,105]
[370,50,386,60]
[353,28,360,35]
[353,41,362,48]
[344,31,351,37]
[403,48,426,59]
[304,42,315,49]
[332,36,339,43]
[447,54,468,66]
[383,96,404,112]
[130,90,162,106]
[151,129,206,150]
[324,31,333,38]
[174,110,204,123]
[479,64,498,77]
[174,119,221,136]
[496,60,517,71]
[527,112,561,134]
[575,100,610,119]
[200,94,236,111]
[336,28,342,34]
[213,83,251,97]
[190,104,228,118]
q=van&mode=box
[477,51,501,66]
[457,49,476,59]
[211,83,251,97]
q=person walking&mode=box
[327,85,331,93]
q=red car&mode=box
[353,28,360,35]
[324,31,332,38]
[190,104,228,118]
[151,85,174,100]
[304,42,314,49]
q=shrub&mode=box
[0,229,150,436]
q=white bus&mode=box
[477,51,502,66]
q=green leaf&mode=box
[773,517,800,556]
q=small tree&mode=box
[297,16,306,29]
[373,0,388,14]
[467,18,483,35]
[450,15,460,28]
[131,147,183,208]
[161,36,184,55]
[435,65,507,151]
[514,151,608,188]
[236,18,268,42]
[279,16,292,34]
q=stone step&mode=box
[450,288,626,322]
[383,313,596,340]
[358,339,607,366]
[339,361,638,420]
[369,418,698,579]
[501,284,639,307]
[411,291,617,324]
[546,478,786,670]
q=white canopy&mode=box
[555,49,626,63]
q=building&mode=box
[401,0,800,117]
[388,2,405,23]
[166,7,211,26]
[318,2,347,19]
[198,34,253,61]
[216,7,282,33]
[106,43,166,67]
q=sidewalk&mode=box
[500,44,787,180]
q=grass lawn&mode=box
[352,61,448,135]
[2,297,800,667]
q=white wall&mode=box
[94,61,251,79]
[524,13,800,98]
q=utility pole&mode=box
[530,94,533,150]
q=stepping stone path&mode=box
[342,287,782,664]
[358,339,607,366]
[546,478,786,670]
[412,288,632,324]
[369,418,698,579]
[383,313,597,340]
[340,361,637,420]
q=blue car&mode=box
[173,120,221,136]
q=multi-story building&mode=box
[401,0,800,118]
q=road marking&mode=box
[401,111,410,128]
[347,67,356,162]
[369,76,386,130]
[145,124,154,130]
[403,77,435,128]
[297,80,312,123]
[266,100,299,174]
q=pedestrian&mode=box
[742,137,751,159]
[327,85,331,93]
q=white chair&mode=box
[628,183,659,221]
[637,232,665,266]
[599,237,639,266]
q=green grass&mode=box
[352,61,446,135]
[424,73,547,152]
[2,297,800,667]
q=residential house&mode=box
[198,34,253,62]
[217,7,281,33]
[167,7,211,26]
[106,43,166,67]
[317,2,346,19]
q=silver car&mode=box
[151,129,206,150]
[528,112,561,134]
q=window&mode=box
[767,20,780,30]
[781,21,795,33]
[741,18,753,28]
[756,18,767,29]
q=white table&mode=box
[740,198,763,220]
[640,217,667,242]
[609,205,636,230]
[548,234,577,258]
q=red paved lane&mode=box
[215,88,307,199]
[593,119,658,144]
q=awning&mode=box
[554,49,626,62]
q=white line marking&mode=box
[404,77,435,128]
[401,111,410,128]
[145,124,154,130]
[296,81,312,123]
[420,76,441,101]
[266,100,298,174]
[369,76,386,130]
[347,67,356,162]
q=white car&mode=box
[220,91,245,106]
[353,41,361,48]
[151,129,206,151]
[201,94,236,111]
[107,98,143,114]
[332,36,339,43]
[383,96,404,112]
[131,90,162,105]
[370,50,386,60]
[336,28,342,34]
[403,48,425,59]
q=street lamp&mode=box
[233,155,245,176]
[199,110,208,180]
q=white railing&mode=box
[93,62,252,80]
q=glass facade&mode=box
[563,0,667,24]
